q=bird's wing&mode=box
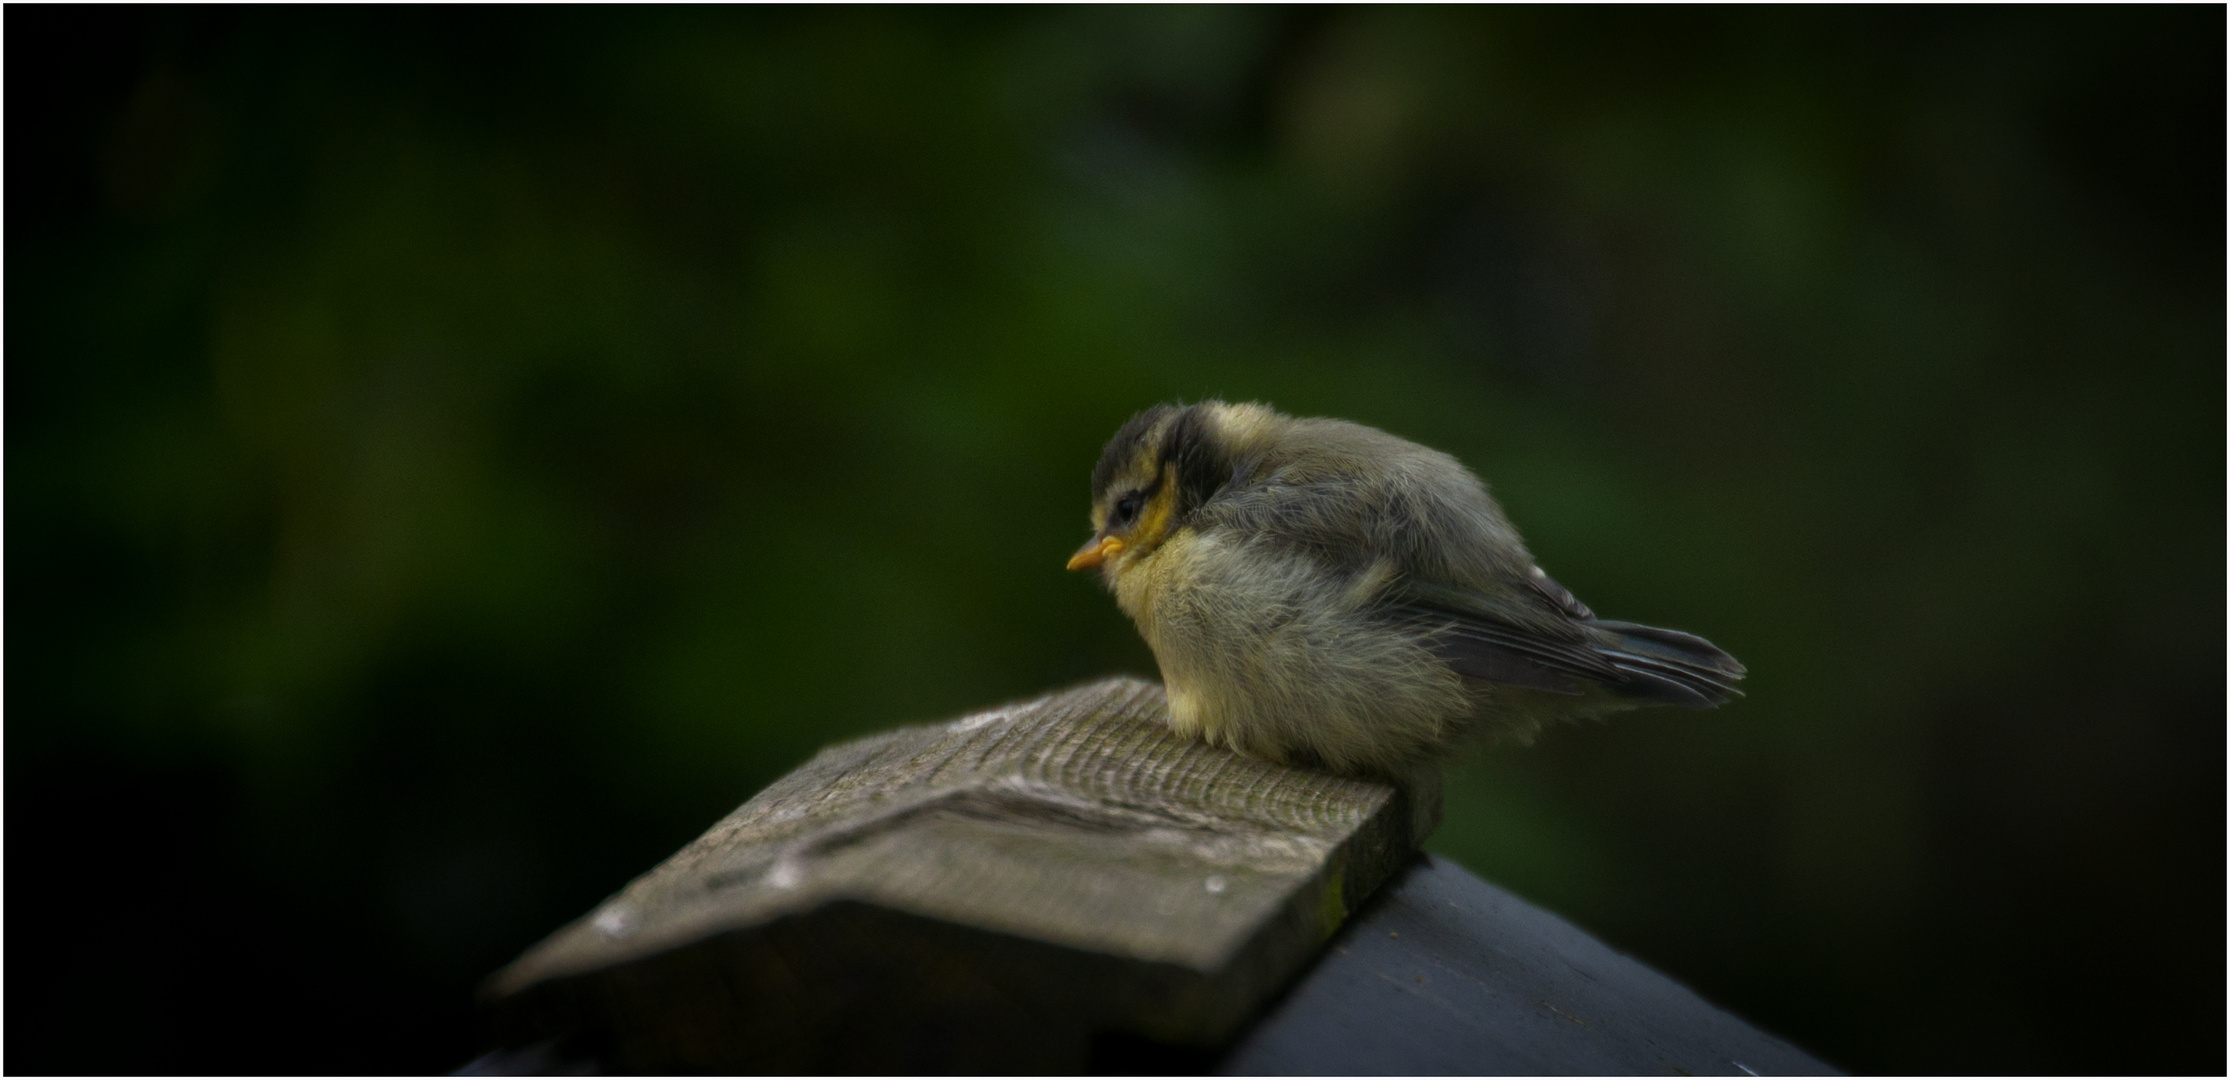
[1387,575,1746,707]
[1194,453,1745,707]
[1387,577,1622,694]
[1198,474,1612,693]
[1580,618,1749,705]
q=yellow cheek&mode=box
[1131,465,1181,549]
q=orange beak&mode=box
[1066,534,1125,571]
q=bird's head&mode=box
[1067,402,1250,575]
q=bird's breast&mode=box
[1109,527,1197,631]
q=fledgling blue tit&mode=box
[1067,401,1744,779]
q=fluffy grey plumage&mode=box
[1067,401,1744,778]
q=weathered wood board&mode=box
[482,676,1437,1073]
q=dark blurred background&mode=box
[8,7,2222,1075]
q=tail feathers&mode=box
[1588,620,1746,708]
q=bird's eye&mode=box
[1114,495,1142,524]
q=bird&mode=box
[1066,400,1744,779]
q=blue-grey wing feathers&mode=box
[1585,619,1747,707]
[1391,578,1745,708]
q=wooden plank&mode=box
[481,676,1439,1073]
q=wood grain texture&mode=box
[483,676,1438,1073]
